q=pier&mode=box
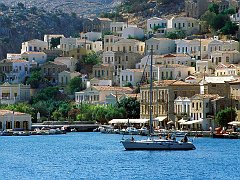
[32,121,99,132]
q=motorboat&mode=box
[139,127,149,136]
[125,127,139,135]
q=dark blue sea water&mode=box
[0,133,239,180]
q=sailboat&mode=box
[121,49,196,150]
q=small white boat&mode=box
[139,127,149,136]
[125,127,139,135]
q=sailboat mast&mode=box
[150,49,153,134]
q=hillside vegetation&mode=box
[0,3,83,58]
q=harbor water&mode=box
[0,132,239,180]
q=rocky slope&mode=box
[0,4,83,58]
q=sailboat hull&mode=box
[121,139,196,150]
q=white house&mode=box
[21,39,48,54]
[120,69,143,87]
[7,53,22,60]
[196,60,210,74]
[153,64,195,81]
[44,34,65,49]
[215,64,238,76]
[89,78,112,87]
[0,59,30,84]
[168,16,200,35]
[110,22,135,37]
[145,37,176,55]
[147,17,168,34]
[0,110,32,131]
[122,27,144,40]
[21,51,47,64]
[185,76,197,84]
[175,39,201,59]
[54,57,77,72]
[80,32,102,41]
[137,54,195,68]
[210,50,240,66]
[174,96,191,116]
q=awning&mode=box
[180,119,203,125]
[108,119,149,124]
[180,121,194,125]
[167,121,174,124]
[178,119,187,123]
[154,116,167,122]
[228,121,240,126]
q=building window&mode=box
[226,56,229,62]
[192,103,194,108]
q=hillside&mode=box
[0,0,121,17]
[114,0,185,26]
[0,4,83,58]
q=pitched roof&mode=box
[191,94,221,100]
[0,110,26,115]
[93,86,133,92]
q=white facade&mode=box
[54,57,77,72]
[0,110,32,131]
[175,39,201,59]
[21,52,47,64]
[147,17,168,33]
[7,54,22,60]
[168,16,200,35]
[122,27,144,40]
[215,64,238,76]
[21,39,48,54]
[103,35,123,51]
[110,22,130,37]
[210,50,240,66]
[60,37,102,53]
[120,69,143,87]
[196,60,210,74]
[153,64,195,81]
[145,37,176,55]
[138,54,195,69]
[174,96,191,116]
[80,32,102,41]
[1,60,30,84]
[89,78,112,86]
[112,39,145,54]
[44,34,65,49]
[92,41,103,52]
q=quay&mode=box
[32,121,99,132]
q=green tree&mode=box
[220,21,239,35]
[52,110,62,121]
[83,51,101,65]
[58,102,71,118]
[67,76,84,94]
[215,108,237,127]
[50,37,61,49]
[208,3,219,14]
[117,97,140,119]
[26,70,43,88]
[211,14,230,31]
[223,8,236,15]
